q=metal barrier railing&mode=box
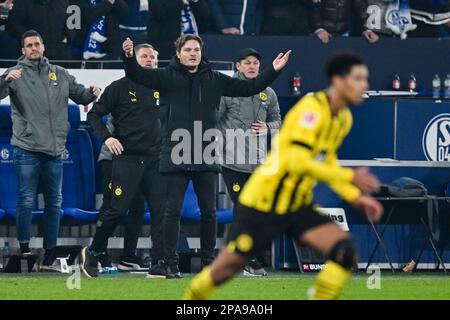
[0,59,235,71]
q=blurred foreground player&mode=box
[184,53,383,300]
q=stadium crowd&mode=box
[1,0,450,61]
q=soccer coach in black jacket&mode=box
[122,34,291,278]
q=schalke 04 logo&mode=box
[0,148,9,160]
[423,114,450,161]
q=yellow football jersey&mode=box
[238,91,361,214]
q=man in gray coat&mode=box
[0,30,100,265]
[218,48,281,276]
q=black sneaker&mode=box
[80,247,99,278]
[38,248,57,272]
[146,260,167,279]
[98,253,112,268]
[20,242,31,256]
[243,259,267,277]
[117,254,148,271]
[42,248,56,266]
[165,264,182,279]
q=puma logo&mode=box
[129,91,137,103]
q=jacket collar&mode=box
[169,55,212,75]
[235,71,246,80]
[17,55,50,71]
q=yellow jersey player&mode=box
[183,53,383,300]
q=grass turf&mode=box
[0,271,449,300]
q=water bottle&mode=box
[392,74,401,90]
[444,74,450,99]
[292,73,302,96]
[20,257,28,273]
[100,266,118,275]
[408,74,417,93]
[432,74,441,98]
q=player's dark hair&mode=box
[135,43,159,56]
[325,53,365,80]
[174,34,203,53]
[21,30,43,48]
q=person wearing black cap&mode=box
[218,48,281,276]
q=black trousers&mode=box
[163,171,217,266]
[221,167,251,204]
[90,155,166,262]
[97,160,146,257]
[222,167,264,262]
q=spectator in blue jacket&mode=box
[207,0,263,35]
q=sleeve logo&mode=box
[49,72,57,81]
[300,111,318,128]
[259,92,268,102]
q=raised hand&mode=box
[122,37,134,57]
[5,68,22,82]
[272,50,292,71]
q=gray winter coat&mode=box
[218,72,281,173]
[0,56,96,156]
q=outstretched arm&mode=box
[221,50,291,97]
[122,38,169,90]
[67,70,99,105]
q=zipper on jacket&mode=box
[44,67,56,155]
[253,95,263,124]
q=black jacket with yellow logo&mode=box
[87,77,165,159]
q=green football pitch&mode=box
[0,271,449,300]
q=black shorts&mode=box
[227,203,333,258]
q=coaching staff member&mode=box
[81,43,167,278]
[218,48,282,277]
[121,34,291,279]
[0,30,99,265]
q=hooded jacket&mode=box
[311,0,369,35]
[218,72,281,173]
[123,53,280,173]
[0,56,96,156]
